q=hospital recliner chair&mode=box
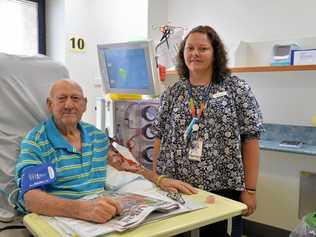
[0,53,69,236]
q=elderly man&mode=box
[15,79,196,223]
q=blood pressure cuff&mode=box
[17,163,56,210]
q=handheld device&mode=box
[279,140,303,148]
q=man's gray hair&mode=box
[48,79,84,98]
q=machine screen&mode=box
[102,48,150,90]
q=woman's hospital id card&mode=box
[188,138,203,161]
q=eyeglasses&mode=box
[166,192,185,205]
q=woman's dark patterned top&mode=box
[151,75,264,192]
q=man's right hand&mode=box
[81,197,122,223]
[24,189,122,223]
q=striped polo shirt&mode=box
[15,116,108,212]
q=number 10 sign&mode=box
[69,36,86,52]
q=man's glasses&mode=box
[166,192,185,205]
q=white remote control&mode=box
[0,207,15,222]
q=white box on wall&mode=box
[291,49,316,65]
[234,37,316,67]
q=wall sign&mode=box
[69,36,86,52]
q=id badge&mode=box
[188,138,203,161]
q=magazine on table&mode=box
[98,191,180,231]
[41,190,206,237]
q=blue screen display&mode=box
[103,48,150,90]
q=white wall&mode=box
[46,0,65,64]
[147,0,168,43]
[239,71,316,126]
[47,0,148,124]
[167,0,316,66]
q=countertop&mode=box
[260,123,316,156]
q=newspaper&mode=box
[99,191,180,231]
[44,190,205,237]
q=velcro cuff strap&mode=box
[20,163,56,197]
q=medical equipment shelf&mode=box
[230,64,316,73]
[166,64,316,76]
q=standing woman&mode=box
[151,25,264,237]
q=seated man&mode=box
[15,79,196,224]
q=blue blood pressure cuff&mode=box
[20,163,56,197]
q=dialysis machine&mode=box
[96,98,158,169]
[96,40,161,169]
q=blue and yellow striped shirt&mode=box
[15,116,108,212]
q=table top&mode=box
[24,189,247,237]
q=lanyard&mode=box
[188,82,212,119]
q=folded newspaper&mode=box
[42,190,206,237]
[99,191,180,231]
